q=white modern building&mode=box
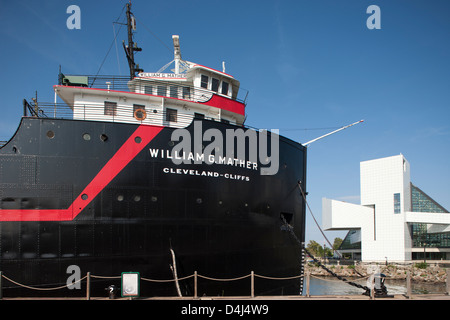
[322,154,450,262]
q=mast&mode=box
[123,2,142,79]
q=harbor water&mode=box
[305,276,447,296]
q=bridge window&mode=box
[221,81,229,95]
[201,75,209,89]
[182,86,191,99]
[211,78,220,92]
[170,86,178,98]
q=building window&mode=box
[221,81,229,95]
[200,75,209,89]
[394,193,401,214]
[104,101,117,116]
[211,78,219,92]
[166,108,177,122]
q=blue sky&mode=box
[1,0,449,244]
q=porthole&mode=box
[134,195,141,202]
[46,130,55,139]
[81,194,88,200]
[151,196,158,202]
[117,195,124,202]
[100,134,108,142]
[196,198,202,204]
[134,136,142,144]
[83,133,91,141]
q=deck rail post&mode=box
[86,272,91,300]
[306,272,310,297]
[250,271,254,298]
[406,271,412,299]
[194,271,198,299]
[446,269,450,296]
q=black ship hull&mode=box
[0,117,306,297]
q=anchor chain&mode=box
[281,215,371,295]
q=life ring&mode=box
[134,108,147,121]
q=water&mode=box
[305,276,447,296]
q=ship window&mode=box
[144,85,153,94]
[133,104,145,112]
[194,113,205,119]
[46,130,55,139]
[182,86,191,99]
[170,86,178,98]
[157,85,166,96]
[221,81,229,95]
[166,108,177,122]
[104,101,117,116]
[211,78,219,92]
[200,75,209,89]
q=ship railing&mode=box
[58,74,249,106]
[23,101,241,129]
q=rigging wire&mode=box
[132,15,173,53]
[91,4,127,86]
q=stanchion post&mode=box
[194,271,198,299]
[251,271,254,298]
[446,269,450,296]
[86,272,91,300]
[0,271,3,300]
[406,270,412,299]
[370,274,375,300]
[306,272,310,297]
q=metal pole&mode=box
[86,272,90,300]
[0,271,3,300]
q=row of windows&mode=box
[144,85,191,100]
[103,102,230,124]
[200,74,229,95]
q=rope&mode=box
[1,274,87,291]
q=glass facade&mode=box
[410,183,449,250]
[339,229,361,250]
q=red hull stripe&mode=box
[0,125,163,222]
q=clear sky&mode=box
[1,0,449,245]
